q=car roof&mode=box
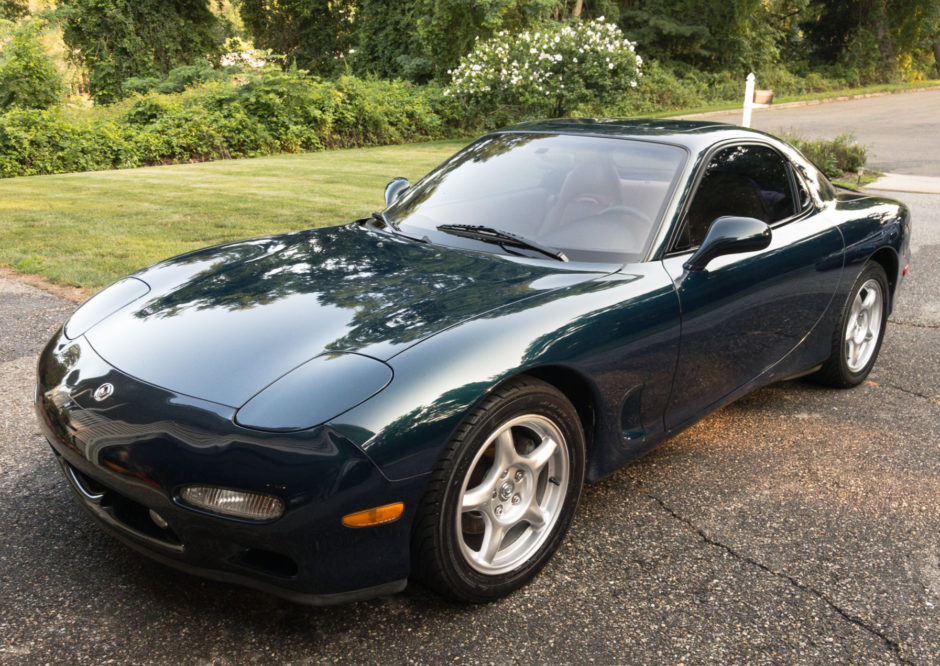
[497,118,777,154]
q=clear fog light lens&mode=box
[179,485,284,521]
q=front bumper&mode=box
[36,330,426,604]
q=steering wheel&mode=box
[596,206,654,253]
[599,205,653,229]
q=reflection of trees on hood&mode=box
[134,225,550,350]
[373,381,488,458]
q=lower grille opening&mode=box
[110,493,182,546]
[61,459,182,548]
[70,466,109,497]
[234,548,298,578]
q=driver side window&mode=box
[675,144,795,252]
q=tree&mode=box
[0,0,27,22]
[354,1,431,82]
[934,33,940,76]
[59,0,224,103]
[0,19,65,110]
[239,0,355,76]
[801,0,940,82]
[617,0,781,72]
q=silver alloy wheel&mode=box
[456,414,570,575]
[844,278,884,373]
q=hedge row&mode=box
[0,64,865,179]
[0,71,463,178]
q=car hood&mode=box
[82,224,603,408]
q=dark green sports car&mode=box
[36,120,910,604]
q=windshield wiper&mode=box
[436,224,568,262]
[371,211,428,243]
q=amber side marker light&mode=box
[342,502,404,528]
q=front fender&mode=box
[328,266,681,481]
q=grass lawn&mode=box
[0,139,466,289]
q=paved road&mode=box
[682,87,940,176]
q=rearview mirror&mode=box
[683,216,771,272]
[384,177,410,207]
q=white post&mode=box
[742,72,756,127]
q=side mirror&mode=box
[384,177,410,207]
[683,216,771,272]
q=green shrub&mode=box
[0,108,132,177]
[598,60,707,115]
[122,63,222,96]
[156,63,221,93]
[121,76,163,96]
[785,133,867,178]
[330,75,444,146]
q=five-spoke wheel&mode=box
[457,414,569,575]
[413,376,585,602]
[816,261,889,387]
[844,277,884,373]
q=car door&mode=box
[661,142,843,430]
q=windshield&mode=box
[387,133,686,263]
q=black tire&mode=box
[815,261,889,388]
[412,376,585,602]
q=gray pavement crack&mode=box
[872,381,939,405]
[888,319,939,330]
[643,490,913,665]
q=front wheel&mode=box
[815,261,889,387]
[412,376,585,602]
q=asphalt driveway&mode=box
[1,184,937,664]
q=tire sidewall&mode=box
[436,383,585,601]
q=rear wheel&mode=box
[815,261,888,387]
[412,376,585,602]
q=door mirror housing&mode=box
[384,177,410,207]
[683,216,772,272]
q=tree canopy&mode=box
[58,0,224,103]
[0,0,27,21]
[4,0,937,104]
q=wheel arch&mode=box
[867,247,899,314]
[522,365,598,458]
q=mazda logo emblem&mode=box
[93,383,114,402]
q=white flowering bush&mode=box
[446,19,642,118]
